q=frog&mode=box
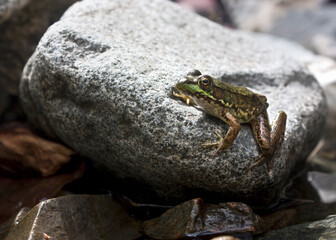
[173,70,287,172]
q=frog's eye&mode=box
[198,75,212,90]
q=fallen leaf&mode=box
[0,122,75,177]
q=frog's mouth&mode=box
[171,85,184,96]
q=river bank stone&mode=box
[257,216,336,240]
[20,0,326,206]
[3,195,141,240]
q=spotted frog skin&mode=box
[173,70,287,171]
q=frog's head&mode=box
[174,70,214,97]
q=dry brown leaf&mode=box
[0,122,75,177]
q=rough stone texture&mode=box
[268,6,336,60]
[0,0,78,96]
[20,0,326,206]
[3,195,141,240]
[257,216,336,240]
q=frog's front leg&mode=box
[248,111,287,171]
[202,112,241,154]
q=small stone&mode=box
[3,195,141,240]
[143,198,262,239]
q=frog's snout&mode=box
[176,77,187,85]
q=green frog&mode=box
[173,70,287,171]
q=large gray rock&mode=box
[20,0,326,206]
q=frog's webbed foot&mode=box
[244,153,273,175]
[247,110,287,174]
[201,131,233,155]
[202,113,241,156]
[201,131,233,156]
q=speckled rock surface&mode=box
[20,0,326,206]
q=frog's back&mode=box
[212,79,268,122]
[213,79,255,97]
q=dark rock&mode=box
[0,0,29,24]
[3,195,141,240]
[257,216,336,240]
[0,0,79,121]
[143,198,262,239]
[20,0,326,206]
[0,0,78,95]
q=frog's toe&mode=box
[247,155,266,171]
[244,153,274,175]
[201,141,220,148]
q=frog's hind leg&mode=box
[248,113,272,171]
[248,111,287,172]
[268,111,287,168]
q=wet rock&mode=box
[268,6,336,60]
[257,216,336,240]
[20,0,326,205]
[3,195,141,240]
[0,0,78,97]
[0,208,30,240]
[143,198,262,239]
